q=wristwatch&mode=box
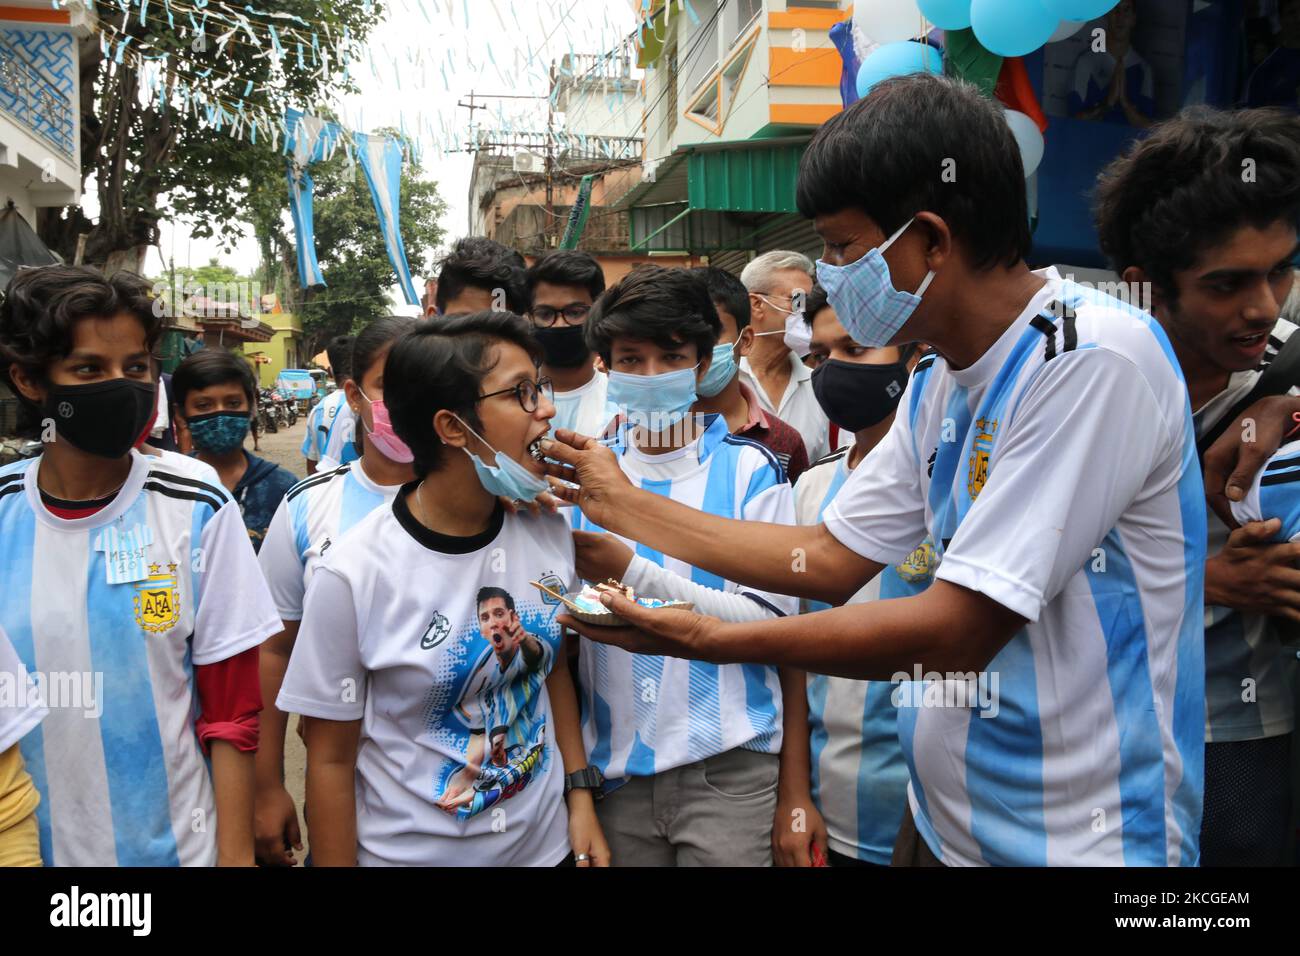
[564,766,605,800]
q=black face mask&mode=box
[811,359,908,433]
[533,324,591,369]
[43,378,157,459]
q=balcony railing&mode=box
[0,33,75,161]
[472,129,642,163]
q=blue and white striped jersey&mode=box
[1198,318,1299,742]
[1225,441,1300,741]
[1232,438,1300,538]
[301,390,359,470]
[576,413,798,783]
[823,274,1206,866]
[259,462,402,621]
[0,450,280,866]
[795,449,933,865]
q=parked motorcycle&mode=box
[257,387,281,434]
[277,387,299,427]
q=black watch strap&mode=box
[564,766,605,799]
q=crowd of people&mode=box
[1,73,1299,867]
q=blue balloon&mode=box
[1042,0,1118,20]
[971,0,1058,57]
[918,0,971,30]
[855,41,944,98]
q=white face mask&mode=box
[752,294,812,357]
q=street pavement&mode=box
[250,416,311,861]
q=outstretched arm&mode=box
[560,578,1025,682]
[542,430,881,604]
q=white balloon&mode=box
[854,0,927,45]
[1004,109,1045,178]
[1047,19,1086,42]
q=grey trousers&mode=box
[595,747,779,867]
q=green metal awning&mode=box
[625,137,811,253]
[686,139,807,214]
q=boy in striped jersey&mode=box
[572,266,798,866]
[777,286,923,867]
[548,74,1205,866]
[1095,107,1300,865]
[303,335,358,475]
[0,266,280,866]
[255,316,418,865]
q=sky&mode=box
[140,0,641,304]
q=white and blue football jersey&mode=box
[1232,436,1300,541]
[259,461,402,621]
[824,273,1206,866]
[795,449,933,865]
[0,450,280,866]
[576,413,798,784]
[302,390,358,470]
[1196,317,1300,743]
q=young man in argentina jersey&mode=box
[303,335,358,475]
[777,286,924,867]
[278,312,608,866]
[1095,107,1300,866]
[571,266,799,867]
[254,315,418,866]
[526,252,614,532]
[0,266,280,866]
[545,74,1206,867]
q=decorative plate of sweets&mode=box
[530,578,693,627]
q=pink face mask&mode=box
[359,389,414,463]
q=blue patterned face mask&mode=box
[186,411,250,455]
[453,415,550,503]
[696,341,738,398]
[606,364,700,432]
[816,218,935,348]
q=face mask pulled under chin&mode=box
[453,414,550,503]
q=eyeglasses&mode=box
[529,304,590,327]
[755,292,800,316]
[477,376,554,413]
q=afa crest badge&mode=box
[896,537,938,584]
[967,417,998,501]
[134,564,181,633]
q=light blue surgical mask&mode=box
[815,217,935,348]
[454,415,550,503]
[696,342,738,398]
[606,364,699,432]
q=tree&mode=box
[150,257,260,317]
[36,1,383,274]
[291,133,446,355]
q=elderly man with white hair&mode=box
[738,250,832,463]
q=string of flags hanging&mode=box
[56,0,635,163]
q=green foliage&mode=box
[37,1,385,270]
[294,133,446,354]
